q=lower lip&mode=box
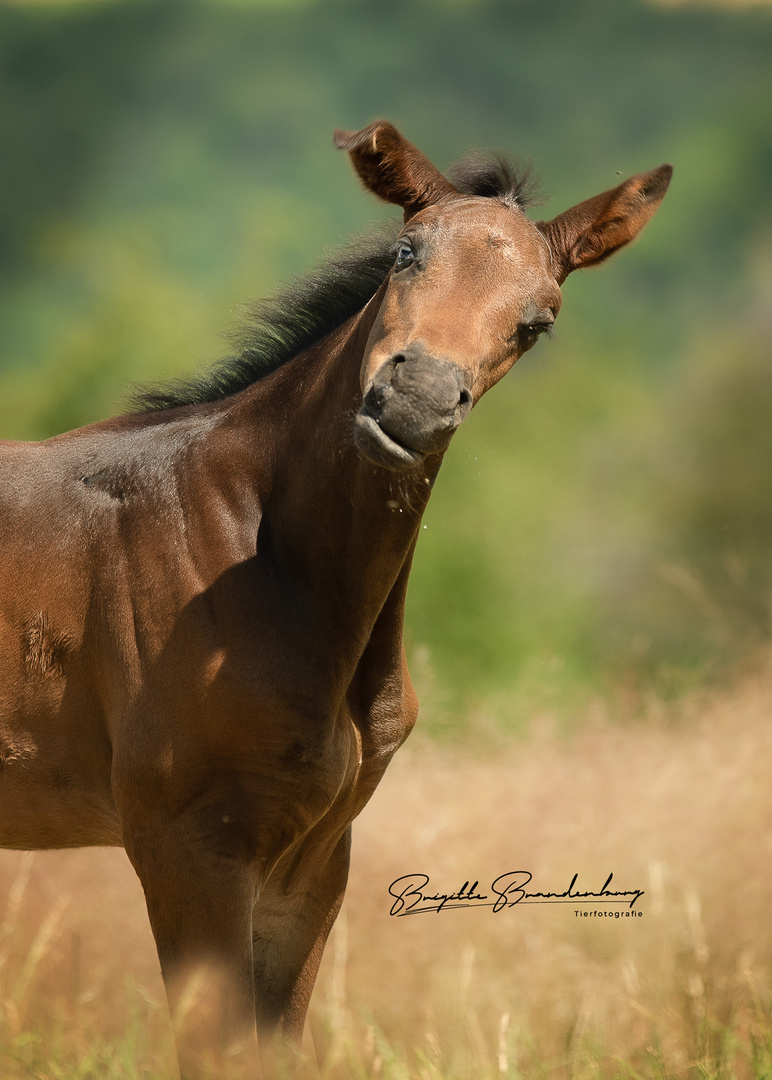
[354,414,425,470]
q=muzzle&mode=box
[354,343,473,471]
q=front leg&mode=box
[252,828,351,1071]
[122,807,262,1080]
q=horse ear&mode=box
[537,164,673,284]
[334,121,459,222]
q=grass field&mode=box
[2,656,772,1078]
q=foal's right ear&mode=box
[334,121,458,222]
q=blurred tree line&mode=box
[1,0,771,727]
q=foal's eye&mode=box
[518,322,554,345]
[395,243,415,271]
[509,319,555,351]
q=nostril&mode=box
[392,353,407,366]
[459,388,472,408]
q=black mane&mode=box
[134,231,398,412]
[134,155,535,413]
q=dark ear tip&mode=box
[643,163,673,200]
[333,129,355,151]
[333,121,400,155]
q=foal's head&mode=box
[335,122,671,471]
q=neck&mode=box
[230,287,441,636]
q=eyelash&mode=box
[525,323,554,339]
[509,323,554,346]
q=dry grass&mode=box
[3,659,772,1078]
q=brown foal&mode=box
[0,122,671,1077]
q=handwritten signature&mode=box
[387,872,644,915]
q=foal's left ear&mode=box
[537,164,673,284]
[334,121,458,222]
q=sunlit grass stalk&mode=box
[8,893,68,1039]
[0,852,34,974]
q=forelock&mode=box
[447,153,540,210]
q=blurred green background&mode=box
[2,0,771,730]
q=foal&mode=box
[0,122,671,1077]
